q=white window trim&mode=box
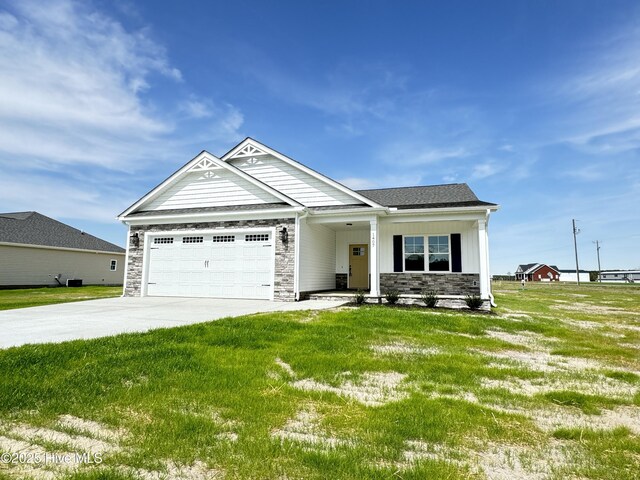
[110,259,117,271]
[402,234,452,273]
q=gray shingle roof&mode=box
[0,212,125,253]
[356,183,496,209]
[125,203,291,218]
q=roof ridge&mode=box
[356,183,465,192]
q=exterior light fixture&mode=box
[280,227,288,244]
[130,232,140,247]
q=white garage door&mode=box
[146,231,274,299]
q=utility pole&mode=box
[593,240,602,282]
[572,219,581,286]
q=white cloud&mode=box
[0,0,242,172]
[0,0,245,224]
[471,161,504,180]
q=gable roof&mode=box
[119,150,302,218]
[517,263,561,274]
[0,212,125,253]
[356,184,497,209]
[221,138,383,208]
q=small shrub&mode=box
[384,289,400,305]
[354,289,366,305]
[421,289,438,308]
[465,294,484,310]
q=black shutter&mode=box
[393,235,403,272]
[451,233,462,272]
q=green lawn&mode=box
[0,282,638,479]
[0,286,122,311]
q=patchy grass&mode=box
[0,282,638,479]
[0,286,122,311]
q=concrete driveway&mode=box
[0,297,347,349]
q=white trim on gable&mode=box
[118,151,302,219]
[221,138,384,209]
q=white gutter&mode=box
[387,205,500,216]
[307,206,389,216]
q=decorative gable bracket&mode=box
[189,157,223,172]
[230,144,268,158]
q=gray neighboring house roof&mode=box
[356,183,497,209]
[0,212,125,253]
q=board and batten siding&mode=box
[335,229,370,274]
[299,218,336,292]
[378,221,480,273]
[0,245,125,286]
[231,155,363,207]
[144,170,281,211]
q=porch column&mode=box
[370,218,380,296]
[477,218,489,298]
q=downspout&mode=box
[485,209,497,307]
[294,209,309,301]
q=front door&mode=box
[349,244,369,289]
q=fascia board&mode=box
[121,207,304,225]
[0,241,126,255]
[222,138,384,209]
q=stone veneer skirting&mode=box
[124,218,295,301]
[335,273,348,290]
[380,273,481,296]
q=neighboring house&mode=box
[515,263,561,282]
[558,269,591,283]
[599,270,640,283]
[0,212,125,287]
[118,138,499,304]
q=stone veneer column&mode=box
[123,218,296,301]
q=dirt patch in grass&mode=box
[482,375,637,399]
[271,405,351,450]
[370,341,441,356]
[275,357,297,378]
[0,414,223,480]
[386,438,575,479]
[121,460,222,480]
[484,329,552,348]
[292,371,408,407]
[551,302,638,316]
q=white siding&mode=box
[299,218,336,292]
[379,221,480,273]
[559,272,591,282]
[335,229,370,273]
[231,155,363,207]
[0,245,125,286]
[143,170,281,211]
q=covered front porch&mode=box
[296,208,493,303]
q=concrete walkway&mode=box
[0,297,347,349]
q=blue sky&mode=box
[1,0,639,274]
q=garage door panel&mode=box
[146,231,273,299]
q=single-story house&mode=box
[558,269,591,283]
[118,138,499,305]
[0,212,125,287]
[515,263,561,282]
[599,270,640,283]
